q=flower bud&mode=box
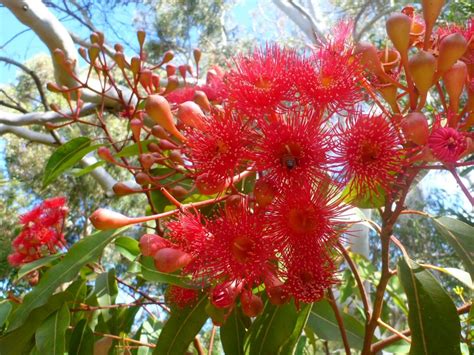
[401,112,429,145]
[408,50,436,95]
[193,48,202,65]
[443,60,467,113]
[151,125,169,139]
[135,172,151,186]
[354,42,385,78]
[130,118,143,142]
[145,94,186,142]
[139,234,168,257]
[422,0,445,46]
[158,139,179,150]
[114,52,127,70]
[264,274,290,305]
[161,50,174,65]
[386,13,412,55]
[437,33,468,75]
[193,90,211,112]
[211,282,242,309]
[377,83,399,113]
[97,147,115,163]
[139,69,153,90]
[240,290,264,318]
[139,153,155,170]
[130,57,141,75]
[169,150,185,165]
[89,208,131,230]
[177,101,207,130]
[166,64,176,77]
[137,30,146,47]
[113,182,140,196]
[88,44,101,62]
[169,186,188,199]
[153,248,192,273]
[178,65,187,80]
[163,75,179,94]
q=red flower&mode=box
[428,127,467,163]
[266,185,343,253]
[166,285,199,309]
[254,108,331,190]
[225,44,299,117]
[333,112,403,196]
[296,23,363,113]
[8,197,68,267]
[284,244,337,303]
[183,203,275,289]
[184,107,256,191]
[167,210,208,252]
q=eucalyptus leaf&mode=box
[398,257,461,355]
[35,304,70,355]
[433,216,474,278]
[153,294,208,355]
[42,137,103,187]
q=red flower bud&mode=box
[177,101,207,130]
[145,94,185,142]
[401,112,430,145]
[139,234,168,257]
[240,290,264,317]
[386,13,412,55]
[153,248,192,273]
[89,208,132,230]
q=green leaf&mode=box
[397,257,461,355]
[69,319,94,355]
[342,181,386,208]
[72,160,106,177]
[115,236,140,261]
[139,257,194,288]
[220,308,249,355]
[306,299,366,350]
[153,294,208,355]
[0,301,12,328]
[43,137,102,187]
[0,292,72,355]
[433,216,474,278]
[35,303,70,355]
[244,300,311,355]
[17,253,63,280]
[94,269,118,321]
[8,227,127,331]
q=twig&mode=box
[327,288,351,355]
[377,318,411,343]
[208,326,216,355]
[0,56,49,111]
[337,242,371,319]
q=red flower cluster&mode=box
[8,197,68,267]
[138,26,413,319]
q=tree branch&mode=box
[272,0,326,45]
[0,55,49,111]
[0,104,98,126]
